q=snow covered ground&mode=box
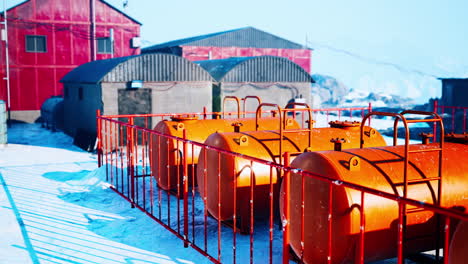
[1,123,212,264]
[0,118,427,263]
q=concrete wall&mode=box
[219,82,312,113]
[102,81,212,128]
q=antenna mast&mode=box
[2,0,11,122]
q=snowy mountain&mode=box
[311,74,415,108]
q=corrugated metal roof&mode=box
[61,53,214,84]
[1,0,142,25]
[196,56,314,83]
[142,27,307,53]
[60,56,134,84]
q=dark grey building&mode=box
[60,53,214,137]
[440,78,468,107]
[196,56,314,112]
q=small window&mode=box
[64,87,68,99]
[97,37,113,54]
[78,87,83,101]
[26,35,47,52]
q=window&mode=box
[26,35,46,52]
[97,37,113,54]
[78,87,83,101]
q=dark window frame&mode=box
[97,37,113,54]
[25,35,47,53]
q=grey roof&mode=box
[439,78,468,81]
[142,27,307,53]
[61,53,214,84]
[2,0,142,25]
[196,56,314,83]
[60,56,135,84]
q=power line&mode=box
[306,40,440,79]
[5,15,137,40]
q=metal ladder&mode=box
[361,110,445,263]
[254,102,314,164]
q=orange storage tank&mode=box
[449,220,468,264]
[196,121,387,227]
[283,142,468,264]
[151,115,299,191]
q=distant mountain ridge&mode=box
[311,74,415,108]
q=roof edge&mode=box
[2,0,142,26]
[2,0,29,13]
[100,0,142,25]
[226,56,314,83]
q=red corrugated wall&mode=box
[0,0,141,111]
[182,46,312,73]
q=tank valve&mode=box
[305,119,316,128]
[235,135,249,146]
[329,120,360,130]
[285,118,294,127]
[348,156,361,171]
[365,128,377,138]
[232,122,243,132]
[175,123,185,131]
[419,132,433,145]
[330,138,347,151]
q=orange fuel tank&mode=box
[449,220,468,264]
[283,142,468,264]
[196,122,387,225]
[151,116,299,191]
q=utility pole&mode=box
[2,0,11,123]
[109,28,114,58]
[90,0,96,61]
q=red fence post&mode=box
[129,117,136,207]
[282,152,290,264]
[444,217,451,264]
[183,129,189,248]
[464,109,467,133]
[96,109,102,167]
[433,100,438,142]
[397,202,404,264]
[452,108,456,133]
[357,192,365,263]
[368,102,372,126]
[327,183,333,264]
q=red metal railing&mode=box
[433,100,468,134]
[96,106,467,264]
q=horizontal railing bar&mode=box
[98,116,468,221]
[406,119,441,123]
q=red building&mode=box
[0,0,141,122]
[142,27,312,73]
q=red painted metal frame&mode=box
[0,0,141,111]
[96,105,467,264]
[433,100,468,134]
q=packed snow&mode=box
[0,123,212,264]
